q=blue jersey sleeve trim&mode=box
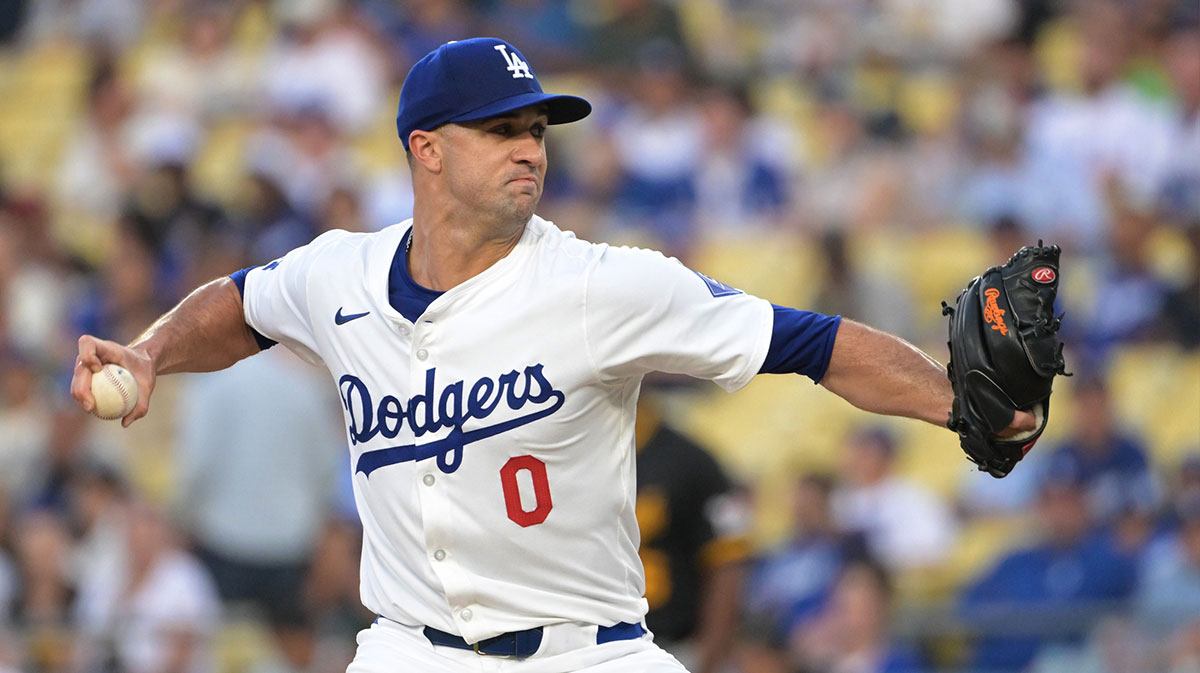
[229,266,278,351]
[759,305,841,382]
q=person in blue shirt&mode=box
[960,451,1139,672]
[1048,376,1161,525]
[792,556,929,673]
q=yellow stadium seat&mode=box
[941,514,1035,592]
[192,119,256,205]
[688,232,821,309]
[350,93,409,177]
[215,613,273,673]
[1107,345,1200,469]
[895,419,976,499]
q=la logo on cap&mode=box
[495,44,533,79]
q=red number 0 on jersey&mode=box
[500,455,552,527]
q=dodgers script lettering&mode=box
[340,365,566,476]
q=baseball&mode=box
[90,364,138,420]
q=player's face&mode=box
[440,105,549,225]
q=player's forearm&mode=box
[819,319,952,427]
[131,277,261,375]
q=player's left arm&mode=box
[817,318,1035,433]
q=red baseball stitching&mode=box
[104,367,132,418]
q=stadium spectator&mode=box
[11,508,75,669]
[960,452,1138,672]
[134,1,262,122]
[67,461,130,608]
[1157,20,1200,221]
[262,0,387,135]
[693,85,796,235]
[1163,220,1200,349]
[370,0,478,82]
[0,352,50,506]
[582,0,696,79]
[482,0,587,73]
[0,483,14,625]
[739,472,861,668]
[1047,376,1161,525]
[227,167,314,263]
[74,498,220,673]
[243,105,359,220]
[832,427,958,570]
[1135,456,1200,635]
[790,557,929,673]
[1021,1,1174,246]
[602,42,702,256]
[634,389,751,673]
[173,347,342,625]
[70,227,164,346]
[54,57,140,233]
[0,197,77,367]
[120,150,230,302]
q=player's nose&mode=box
[511,133,545,167]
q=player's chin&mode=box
[508,184,540,205]
[498,195,539,223]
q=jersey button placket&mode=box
[413,317,434,364]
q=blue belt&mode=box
[422,621,644,658]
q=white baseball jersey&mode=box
[241,215,773,644]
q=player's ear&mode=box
[408,131,442,173]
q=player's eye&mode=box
[530,124,546,139]
[490,124,512,136]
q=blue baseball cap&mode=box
[395,38,591,150]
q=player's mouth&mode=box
[508,175,539,187]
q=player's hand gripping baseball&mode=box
[71,334,156,428]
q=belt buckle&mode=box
[473,642,483,654]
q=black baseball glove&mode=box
[942,242,1069,478]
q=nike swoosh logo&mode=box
[335,308,370,325]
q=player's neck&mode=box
[407,212,526,292]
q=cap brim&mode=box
[447,92,591,127]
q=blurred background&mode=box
[0,0,1197,672]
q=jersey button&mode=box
[416,348,429,360]
[399,326,410,336]
[460,609,473,622]
[433,549,446,561]
[422,474,435,486]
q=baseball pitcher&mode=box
[71,38,1044,672]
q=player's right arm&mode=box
[71,229,340,427]
[71,277,261,427]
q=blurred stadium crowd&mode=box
[0,0,1197,672]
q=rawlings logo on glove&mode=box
[942,241,1070,478]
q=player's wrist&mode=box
[124,337,162,377]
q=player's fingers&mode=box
[76,334,104,372]
[89,337,133,370]
[1012,409,1037,432]
[121,351,156,428]
[70,355,96,413]
[995,409,1038,438]
[122,398,150,428]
